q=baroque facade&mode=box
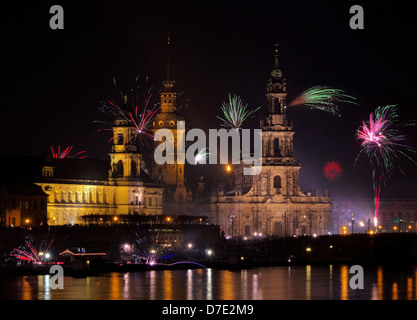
[34,110,164,226]
[1,42,332,235]
[191,45,332,237]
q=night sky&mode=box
[1,1,417,199]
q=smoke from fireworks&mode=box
[288,86,358,117]
[355,104,417,226]
[51,145,86,159]
[217,94,260,131]
[323,160,343,181]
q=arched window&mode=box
[274,175,282,189]
[274,98,280,114]
[117,160,124,177]
[244,225,251,236]
[117,133,124,145]
[131,161,137,177]
[273,138,280,157]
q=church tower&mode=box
[109,100,164,216]
[255,44,301,197]
[108,100,144,215]
[152,36,187,210]
[109,101,141,180]
[202,44,332,238]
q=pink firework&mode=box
[10,238,55,262]
[51,145,87,159]
[96,76,161,146]
[323,161,343,181]
[356,105,417,227]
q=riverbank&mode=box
[2,226,417,277]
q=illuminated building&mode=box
[332,197,417,233]
[0,108,164,226]
[35,112,164,225]
[151,36,187,214]
[193,45,333,237]
[1,43,332,235]
[0,182,47,227]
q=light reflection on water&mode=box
[1,265,417,300]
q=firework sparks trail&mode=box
[288,86,358,117]
[194,148,211,165]
[51,145,87,159]
[134,234,162,266]
[323,160,343,181]
[10,238,55,263]
[217,93,260,131]
[128,98,160,139]
[95,76,161,148]
[355,105,417,227]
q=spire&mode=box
[270,43,283,79]
[263,44,288,120]
[267,43,286,94]
[162,35,175,92]
[166,35,171,79]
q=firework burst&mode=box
[96,76,161,148]
[194,148,211,165]
[51,145,86,159]
[323,160,343,181]
[10,237,55,263]
[134,234,162,266]
[217,93,260,131]
[288,86,358,117]
[355,104,417,226]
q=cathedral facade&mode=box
[190,45,332,237]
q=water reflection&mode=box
[340,265,348,300]
[306,265,311,300]
[186,269,193,300]
[407,277,413,300]
[206,268,212,300]
[163,271,172,300]
[377,266,383,299]
[2,265,417,300]
[221,269,234,300]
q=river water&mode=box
[1,264,416,300]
